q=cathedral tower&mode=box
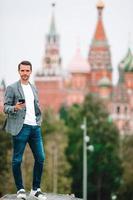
[88,0,112,94]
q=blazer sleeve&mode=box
[4,86,16,114]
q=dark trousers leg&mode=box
[12,126,30,190]
[28,126,45,190]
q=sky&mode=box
[0,0,132,85]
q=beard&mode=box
[21,75,29,80]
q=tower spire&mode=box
[37,1,62,77]
[49,3,57,36]
[94,0,106,41]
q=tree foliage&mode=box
[0,113,12,196]
[60,94,122,200]
[118,135,133,200]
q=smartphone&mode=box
[18,99,25,104]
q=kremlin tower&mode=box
[40,3,62,76]
[35,4,66,112]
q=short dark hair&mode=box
[18,60,32,71]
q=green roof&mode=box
[120,48,133,72]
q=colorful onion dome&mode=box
[68,48,90,73]
[119,48,133,72]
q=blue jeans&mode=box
[12,124,45,191]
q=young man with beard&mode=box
[4,61,47,200]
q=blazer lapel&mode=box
[17,81,25,99]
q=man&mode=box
[4,61,47,200]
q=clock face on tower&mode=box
[50,49,58,54]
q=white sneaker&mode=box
[29,188,47,200]
[17,189,26,200]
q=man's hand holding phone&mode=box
[14,99,26,111]
[18,99,25,104]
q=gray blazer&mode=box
[4,80,42,136]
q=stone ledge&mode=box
[0,193,82,200]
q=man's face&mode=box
[18,64,32,81]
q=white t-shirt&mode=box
[21,83,37,126]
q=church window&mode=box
[116,106,120,114]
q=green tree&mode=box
[0,113,12,196]
[118,135,133,200]
[60,94,122,200]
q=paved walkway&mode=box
[0,193,82,200]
